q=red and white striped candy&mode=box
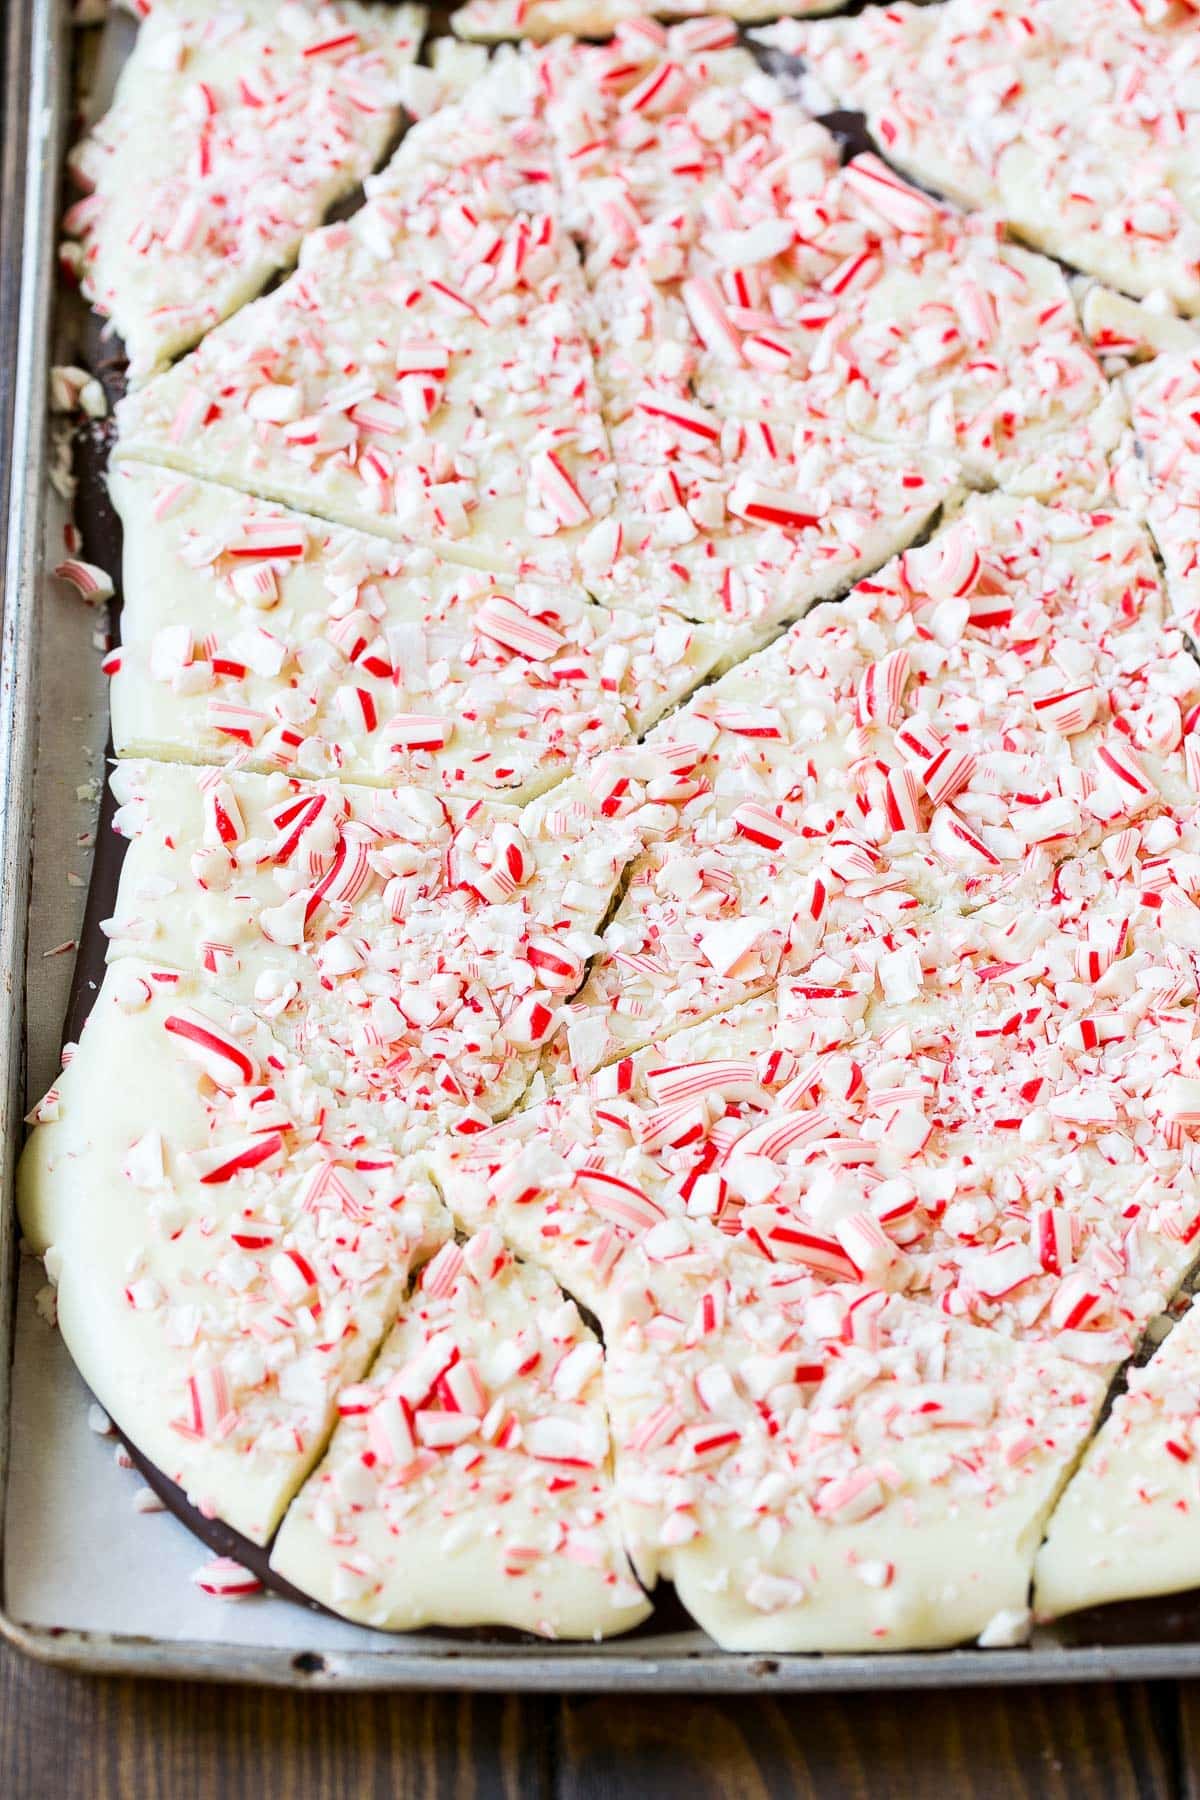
[504,993,556,1049]
[835,1213,909,1286]
[1061,1013,1129,1053]
[300,1152,376,1224]
[54,558,113,603]
[367,1392,417,1468]
[625,1402,687,1455]
[1162,1075,1200,1129]
[202,779,245,848]
[842,154,940,234]
[526,935,585,992]
[592,1057,635,1102]
[922,745,977,807]
[163,1010,258,1087]
[707,704,783,738]
[758,1219,859,1279]
[421,1239,466,1299]
[635,390,720,444]
[1032,685,1099,736]
[1049,1272,1105,1331]
[185,1365,233,1439]
[821,248,882,298]
[1185,737,1200,797]
[309,836,374,912]
[335,684,379,735]
[727,477,820,531]
[689,1286,727,1341]
[1034,1207,1073,1275]
[956,281,998,346]
[575,1168,664,1234]
[742,332,793,372]
[471,823,535,901]
[735,1109,833,1163]
[635,1099,708,1152]
[929,805,1000,868]
[813,1467,889,1523]
[386,714,452,753]
[394,339,451,378]
[191,1556,261,1598]
[337,1384,376,1417]
[895,717,944,761]
[856,649,910,728]
[475,593,565,661]
[230,562,280,607]
[529,451,591,527]
[207,698,268,744]
[415,1410,479,1456]
[1073,930,1121,983]
[883,766,923,833]
[732,802,798,851]
[671,16,737,51]
[971,1242,1038,1299]
[523,1415,602,1467]
[679,1422,742,1469]
[264,792,325,866]
[645,1059,760,1104]
[1096,740,1155,798]
[681,277,743,366]
[186,1132,284,1185]
[439,1358,488,1416]
[620,59,690,118]
[225,521,306,562]
[270,1247,319,1307]
[901,528,981,601]
[872,1183,920,1231]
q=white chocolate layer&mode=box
[272,1229,650,1638]
[1036,1298,1200,1618]
[606,1261,1104,1652]
[1078,287,1200,367]
[18,961,447,1544]
[104,760,641,1149]
[556,494,1200,1073]
[764,0,1200,314]
[65,1,426,381]
[109,460,722,798]
[434,861,1200,1362]
[1125,349,1200,636]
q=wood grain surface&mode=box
[0,1641,1185,1799]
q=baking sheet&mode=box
[7,1261,375,1653]
[10,0,1200,1691]
[18,1206,1200,1693]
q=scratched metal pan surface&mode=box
[6,0,1200,1692]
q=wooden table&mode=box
[0,1642,1191,1797]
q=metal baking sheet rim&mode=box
[4,0,1200,1694]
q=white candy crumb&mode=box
[977,1608,1033,1649]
